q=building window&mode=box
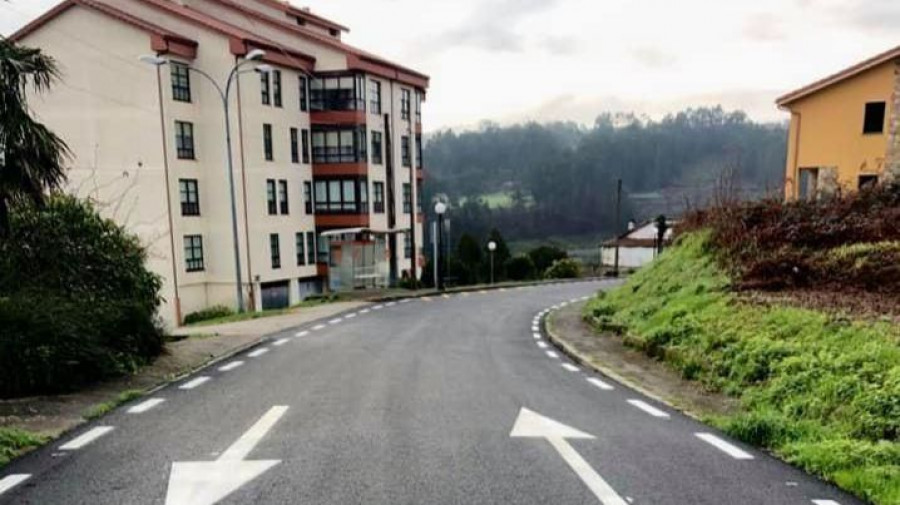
[314,178,368,213]
[179,179,200,216]
[309,73,366,111]
[859,174,879,189]
[263,124,273,161]
[304,181,313,214]
[306,232,316,265]
[175,121,195,159]
[311,126,367,164]
[301,129,310,164]
[290,128,299,163]
[401,136,411,167]
[299,76,308,112]
[798,168,819,201]
[371,131,383,165]
[863,102,886,134]
[415,134,423,168]
[401,88,411,120]
[270,233,281,269]
[184,235,204,272]
[279,179,289,215]
[404,233,412,259]
[296,232,306,266]
[272,70,282,107]
[261,72,270,105]
[267,179,277,215]
[415,90,423,124]
[403,183,411,213]
[170,62,191,102]
[373,181,385,213]
[369,79,381,115]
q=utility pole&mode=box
[613,178,622,277]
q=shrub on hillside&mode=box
[528,245,568,273]
[505,255,536,281]
[0,196,163,397]
[544,258,581,279]
[183,305,234,325]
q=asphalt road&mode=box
[0,281,861,505]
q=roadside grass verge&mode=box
[584,232,900,505]
[82,389,143,421]
[183,295,343,327]
[0,428,48,467]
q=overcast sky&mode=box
[2,0,898,131]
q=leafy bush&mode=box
[183,305,235,325]
[584,232,900,504]
[528,245,568,273]
[544,258,581,279]
[505,255,536,281]
[0,197,163,397]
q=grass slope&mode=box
[0,428,47,467]
[584,232,900,505]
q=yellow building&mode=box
[777,45,900,200]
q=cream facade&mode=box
[14,0,429,328]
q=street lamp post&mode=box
[434,201,447,291]
[488,240,497,285]
[141,50,271,313]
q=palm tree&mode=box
[0,35,70,238]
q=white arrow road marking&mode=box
[128,398,165,414]
[587,378,614,391]
[0,474,30,496]
[59,426,114,450]
[219,361,244,372]
[627,400,670,419]
[179,377,210,390]
[165,406,288,505]
[695,433,754,460]
[511,408,628,505]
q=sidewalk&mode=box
[0,300,369,439]
[544,301,740,419]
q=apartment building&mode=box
[777,45,900,200]
[12,0,429,327]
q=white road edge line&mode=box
[627,399,670,419]
[219,361,244,372]
[811,501,841,505]
[533,332,541,340]
[312,324,326,330]
[345,313,357,318]
[373,305,384,310]
[386,301,397,306]
[537,341,548,349]
[562,363,580,372]
[294,331,309,337]
[248,348,269,358]
[127,398,165,414]
[179,376,210,390]
[329,318,342,324]
[587,378,614,391]
[59,426,114,450]
[546,351,559,359]
[273,338,290,346]
[0,474,30,496]
[695,433,755,460]
[531,325,539,332]
[360,309,371,314]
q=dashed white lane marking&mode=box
[295,330,309,338]
[400,299,412,304]
[695,433,755,460]
[0,474,31,495]
[248,348,269,358]
[329,318,342,324]
[59,426,114,450]
[533,332,541,340]
[360,309,371,314]
[386,301,397,306]
[273,338,290,346]
[531,324,539,331]
[179,376,210,390]
[441,294,451,299]
[537,341,549,349]
[478,289,488,294]
[546,351,559,359]
[627,399,670,419]
[811,501,841,505]
[219,361,244,372]
[312,324,326,331]
[562,363,580,372]
[421,296,433,302]
[587,378,615,390]
[345,313,357,319]
[127,398,165,414]
[373,304,384,310]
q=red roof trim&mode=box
[10,0,199,59]
[777,45,900,107]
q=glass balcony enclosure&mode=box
[311,125,367,164]
[310,73,366,111]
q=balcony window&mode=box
[309,74,366,111]
[311,126,367,164]
[314,178,368,214]
[179,179,200,216]
[170,62,191,103]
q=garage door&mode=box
[261,280,290,310]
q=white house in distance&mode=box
[601,220,675,269]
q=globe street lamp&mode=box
[488,240,497,285]
[141,50,270,313]
[434,201,447,291]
